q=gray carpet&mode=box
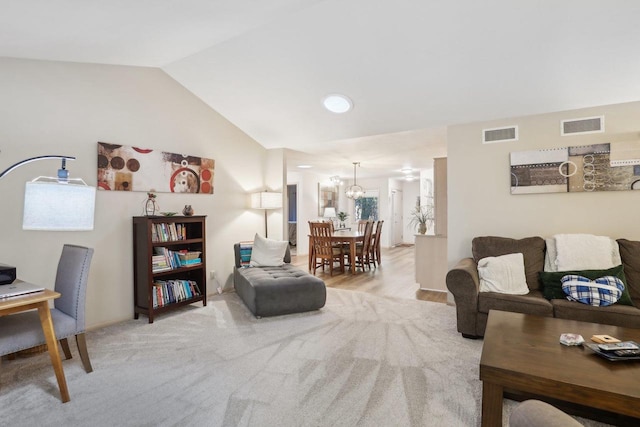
[0,288,610,426]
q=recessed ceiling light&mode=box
[405,175,416,181]
[401,168,413,174]
[322,94,353,114]
[297,164,312,169]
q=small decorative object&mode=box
[409,205,434,234]
[183,204,194,216]
[559,333,584,346]
[144,192,159,216]
[337,211,349,228]
[160,212,177,217]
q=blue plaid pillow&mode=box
[561,275,624,306]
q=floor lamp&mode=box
[250,191,282,238]
[0,155,96,231]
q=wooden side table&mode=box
[0,289,70,402]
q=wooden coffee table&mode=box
[480,310,640,426]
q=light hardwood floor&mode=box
[291,245,448,304]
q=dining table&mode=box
[308,230,366,274]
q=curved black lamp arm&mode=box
[0,155,76,181]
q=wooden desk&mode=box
[308,230,365,274]
[0,289,70,403]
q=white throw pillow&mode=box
[478,253,529,295]
[249,233,288,267]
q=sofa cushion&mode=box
[552,298,640,329]
[539,265,634,306]
[472,236,546,291]
[616,239,640,307]
[478,290,553,317]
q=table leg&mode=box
[37,302,70,403]
[350,240,357,274]
[481,381,502,427]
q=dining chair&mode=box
[309,221,344,275]
[345,220,374,271]
[0,244,95,373]
[357,220,368,233]
[370,220,384,267]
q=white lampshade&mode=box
[23,180,96,230]
[250,191,282,210]
[323,207,337,218]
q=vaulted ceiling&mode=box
[2,1,640,179]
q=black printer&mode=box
[0,264,16,285]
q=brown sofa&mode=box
[446,236,640,338]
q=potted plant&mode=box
[337,211,349,228]
[409,205,433,234]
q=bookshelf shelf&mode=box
[132,215,207,323]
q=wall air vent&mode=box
[561,116,604,136]
[483,126,518,144]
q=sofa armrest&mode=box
[446,257,481,337]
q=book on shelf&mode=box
[152,279,201,308]
[153,246,183,270]
[151,222,187,243]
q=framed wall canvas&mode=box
[97,142,215,193]
[318,183,338,216]
[510,142,640,194]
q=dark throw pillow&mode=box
[539,265,634,306]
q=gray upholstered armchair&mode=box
[0,244,94,372]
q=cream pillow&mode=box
[249,233,288,267]
[478,253,529,295]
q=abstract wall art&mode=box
[318,183,338,216]
[510,142,640,194]
[97,142,215,193]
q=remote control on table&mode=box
[598,341,639,351]
[614,349,640,357]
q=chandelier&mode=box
[345,162,363,200]
[330,175,342,186]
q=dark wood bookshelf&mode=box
[132,215,207,323]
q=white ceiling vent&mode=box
[561,116,604,136]
[483,126,518,144]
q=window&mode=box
[354,190,379,221]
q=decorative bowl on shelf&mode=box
[160,212,178,217]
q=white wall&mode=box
[448,100,640,268]
[0,57,267,328]
[265,148,285,240]
[402,179,420,243]
[286,169,326,255]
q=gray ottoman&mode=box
[509,400,583,427]
[233,243,326,317]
